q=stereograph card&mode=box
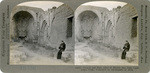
[0,0,150,73]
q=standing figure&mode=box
[121,40,130,59]
[57,41,66,59]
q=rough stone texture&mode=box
[113,4,138,50]
[10,3,74,50]
[75,4,138,50]
[75,5,109,42]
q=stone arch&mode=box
[10,11,34,41]
[76,10,99,41]
[106,20,112,37]
[41,20,47,32]
[11,9,36,21]
[9,1,74,49]
[75,8,102,21]
[105,20,113,44]
[75,2,110,42]
[40,20,48,44]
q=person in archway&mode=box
[57,41,66,59]
[121,40,130,59]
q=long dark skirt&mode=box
[57,50,62,59]
[121,50,126,59]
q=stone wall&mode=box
[75,4,138,50]
[10,4,74,50]
[10,3,138,51]
[75,5,109,42]
[10,6,43,42]
[38,4,74,49]
[112,4,138,50]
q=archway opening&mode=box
[78,11,99,41]
[40,20,47,44]
[12,11,34,41]
[105,20,113,44]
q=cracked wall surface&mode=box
[10,2,74,50]
[75,4,138,50]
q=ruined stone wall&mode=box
[75,5,109,42]
[37,4,74,50]
[10,6,43,42]
[37,10,50,45]
[113,4,138,50]
[75,4,138,50]
[10,4,74,50]
[11,3,138,51]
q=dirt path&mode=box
[10,42,73,65]
[75,42,138,65]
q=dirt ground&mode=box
[75,42,138,65]
[10,41,74,65]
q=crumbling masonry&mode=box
[10,2,138,51]
[10,2,74,50]
[75,4,138,50]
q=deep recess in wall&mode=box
[131,16,138,38]
[13,11,33,40]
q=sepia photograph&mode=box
[9,1,74,65]
[75,1,139,65]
